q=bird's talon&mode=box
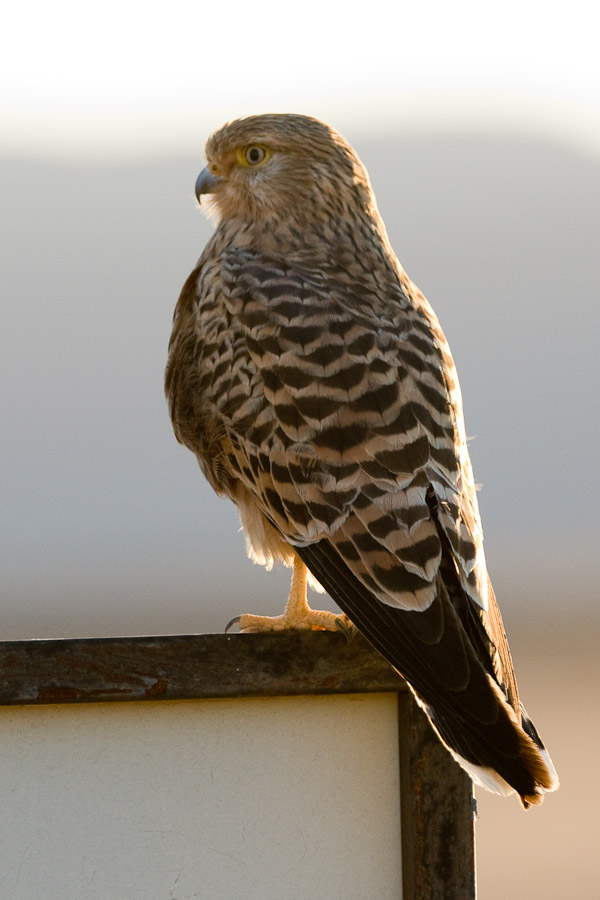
[335,615,357,643]
[225,616,242,633]
[335,616,353,643]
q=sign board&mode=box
[0,632,475,899]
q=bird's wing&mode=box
[221,247,487,613]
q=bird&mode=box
[165,114,558,808]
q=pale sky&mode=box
[2,0,599,157]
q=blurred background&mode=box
[2,1,598,896]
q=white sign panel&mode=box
[0,693,402,900]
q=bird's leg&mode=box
[231,556,350,634]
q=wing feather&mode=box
[221,248,486,610]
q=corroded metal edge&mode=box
[398,691,477,900]
[0,631,405,706]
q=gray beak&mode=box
[195,166,224,203]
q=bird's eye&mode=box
[245,146,265,165]
[242,145,268,166]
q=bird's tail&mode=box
[423,682,559,808]
[297,541,559,808]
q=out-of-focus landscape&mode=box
[2,132,598,898]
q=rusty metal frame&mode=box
[0,632,475,899]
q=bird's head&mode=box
[195,114,379,233]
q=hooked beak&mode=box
[195,166,224,203]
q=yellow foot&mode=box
[227,608,352,634]
[225,557,354,638]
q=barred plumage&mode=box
[166,114,558,807]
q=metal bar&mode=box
[398,691,477,900]
[0,631,405,706]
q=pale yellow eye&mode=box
[236,145,269,167]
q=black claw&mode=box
[335,616,354,644]
[225,616,242,634]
